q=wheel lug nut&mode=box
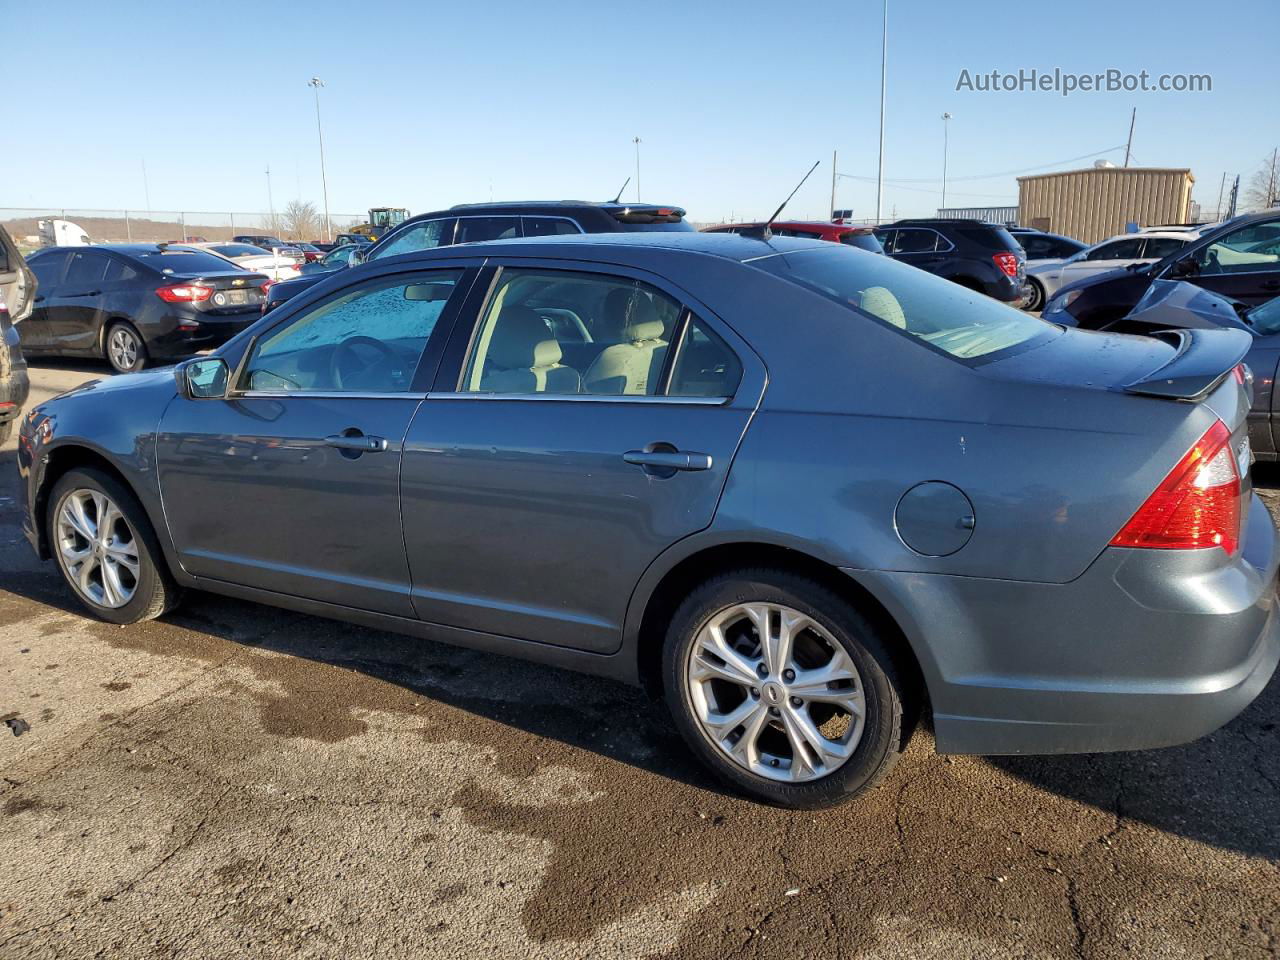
[783,669,795,682]
[756,663,769,678]
[770,758,780,767]
[769,706,780,717]
[750,687,760,699]
[790,696,803,708]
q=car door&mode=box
[46,249,109,354]
[1177,217,1280,307]
[1058,237,1145,284]
[398,261,766,653]
[155,263,480,616]
[18,250,70,351]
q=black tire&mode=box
[1023,277,1045,312]
[105,321,147,374]
[47,467,181,624]
[662,568,906,809]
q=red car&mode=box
[703,220,884,253]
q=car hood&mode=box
[52,365,178,402]
[1124,280,1252,333]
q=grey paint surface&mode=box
[15,232,1280,757]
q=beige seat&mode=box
[858,286,907,329]
[479,306,581,394]
[583,294,668,395]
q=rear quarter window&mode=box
[955,226,1020,252]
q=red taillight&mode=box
[260,280,274,293]
[156,283,213,303]
[1110,420,1241,555]
[992,252,1019,278]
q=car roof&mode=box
[447,200,686,215]
[373,230,828,265]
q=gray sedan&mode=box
[16,232,1280,808]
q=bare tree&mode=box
[1243,150,1280,211]
[280,200,320,240]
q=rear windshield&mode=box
[211,244,267,257]
[618,220,695,233]
[134,249,244,275]
[956,226,1020,253]
[840,232,884,254]
[757,245,1052,360]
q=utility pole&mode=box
[141,160,151,217]
[830,150,837,220]
[633,137,642,202]
[266,164,275,231]
[1215,172,1227,222]
[875,0,888,223]
[309,77,332,242]
[940,113,952,210]
[1123,108,1136,167]
[1269,148,1278,207]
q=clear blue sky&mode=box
[6,0,1276,223]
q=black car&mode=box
[1044,209,1280,330]
[873,218,1026,304]
[1007,227,1087,261]
[20,244,270,373]
[0,226,35,444]
[262,200,693,312]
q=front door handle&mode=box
[324,433,388,453]
[623,449,713,472]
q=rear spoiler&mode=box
[1122,328,1251,402]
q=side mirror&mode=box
[177,357,229,399]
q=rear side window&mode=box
[102,258,139,283]
[63,251,106,288]
[1142,237,1187,259]
[669,319,741,398]
[522,217,582,237]
[455,217,520,244]
[1087,238,1144,261]
[759,245,1052,360]
[892,229,939,254]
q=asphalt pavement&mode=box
[1,360,1277,959]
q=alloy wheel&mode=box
[685,602,865,783]
[108,327,139,371]
[55,489,140,609]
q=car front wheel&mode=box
[1023,277,1045,312]
[49,468,180,624]
[663,568,907,808]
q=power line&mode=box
[838,144,1128,185]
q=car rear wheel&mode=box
[106,322,147,374]
[1023,277,1045,312]
[49,468,180,624]
[663,568,906,808]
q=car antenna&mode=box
[611,176,631,204]
[741,161,821,240]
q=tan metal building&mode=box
[1017,167,1195,244]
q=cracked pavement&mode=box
[1,362,1278,959]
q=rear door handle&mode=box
[324,433,388,452]
[67,290,101,297]
[1261,279,1280,291]
[623,449,713,471]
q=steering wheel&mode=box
[329,336,407,391]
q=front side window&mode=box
[758,245,1052,361]
[455,217,520,244]
[29,251,69,289]
[373,219,455,260]
[242,269,464,393]
[1142,237,1187,260]
[462,269,682,396]
[1194,219,1280,274]
[1087,238,1143,261]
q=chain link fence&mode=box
[0,208,365,250]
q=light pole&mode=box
[875,0,888,223]
[309,76,332,242]
[265,164,275,231]
[941,112,952,210]
[633,137,642,202]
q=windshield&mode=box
[1249,296,1280,336]
[137,249,247,275]
[757,245,1052,360]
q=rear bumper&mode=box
[148,311,259,359]
[845,491,1280,755]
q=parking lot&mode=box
[0,360,1277,959]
